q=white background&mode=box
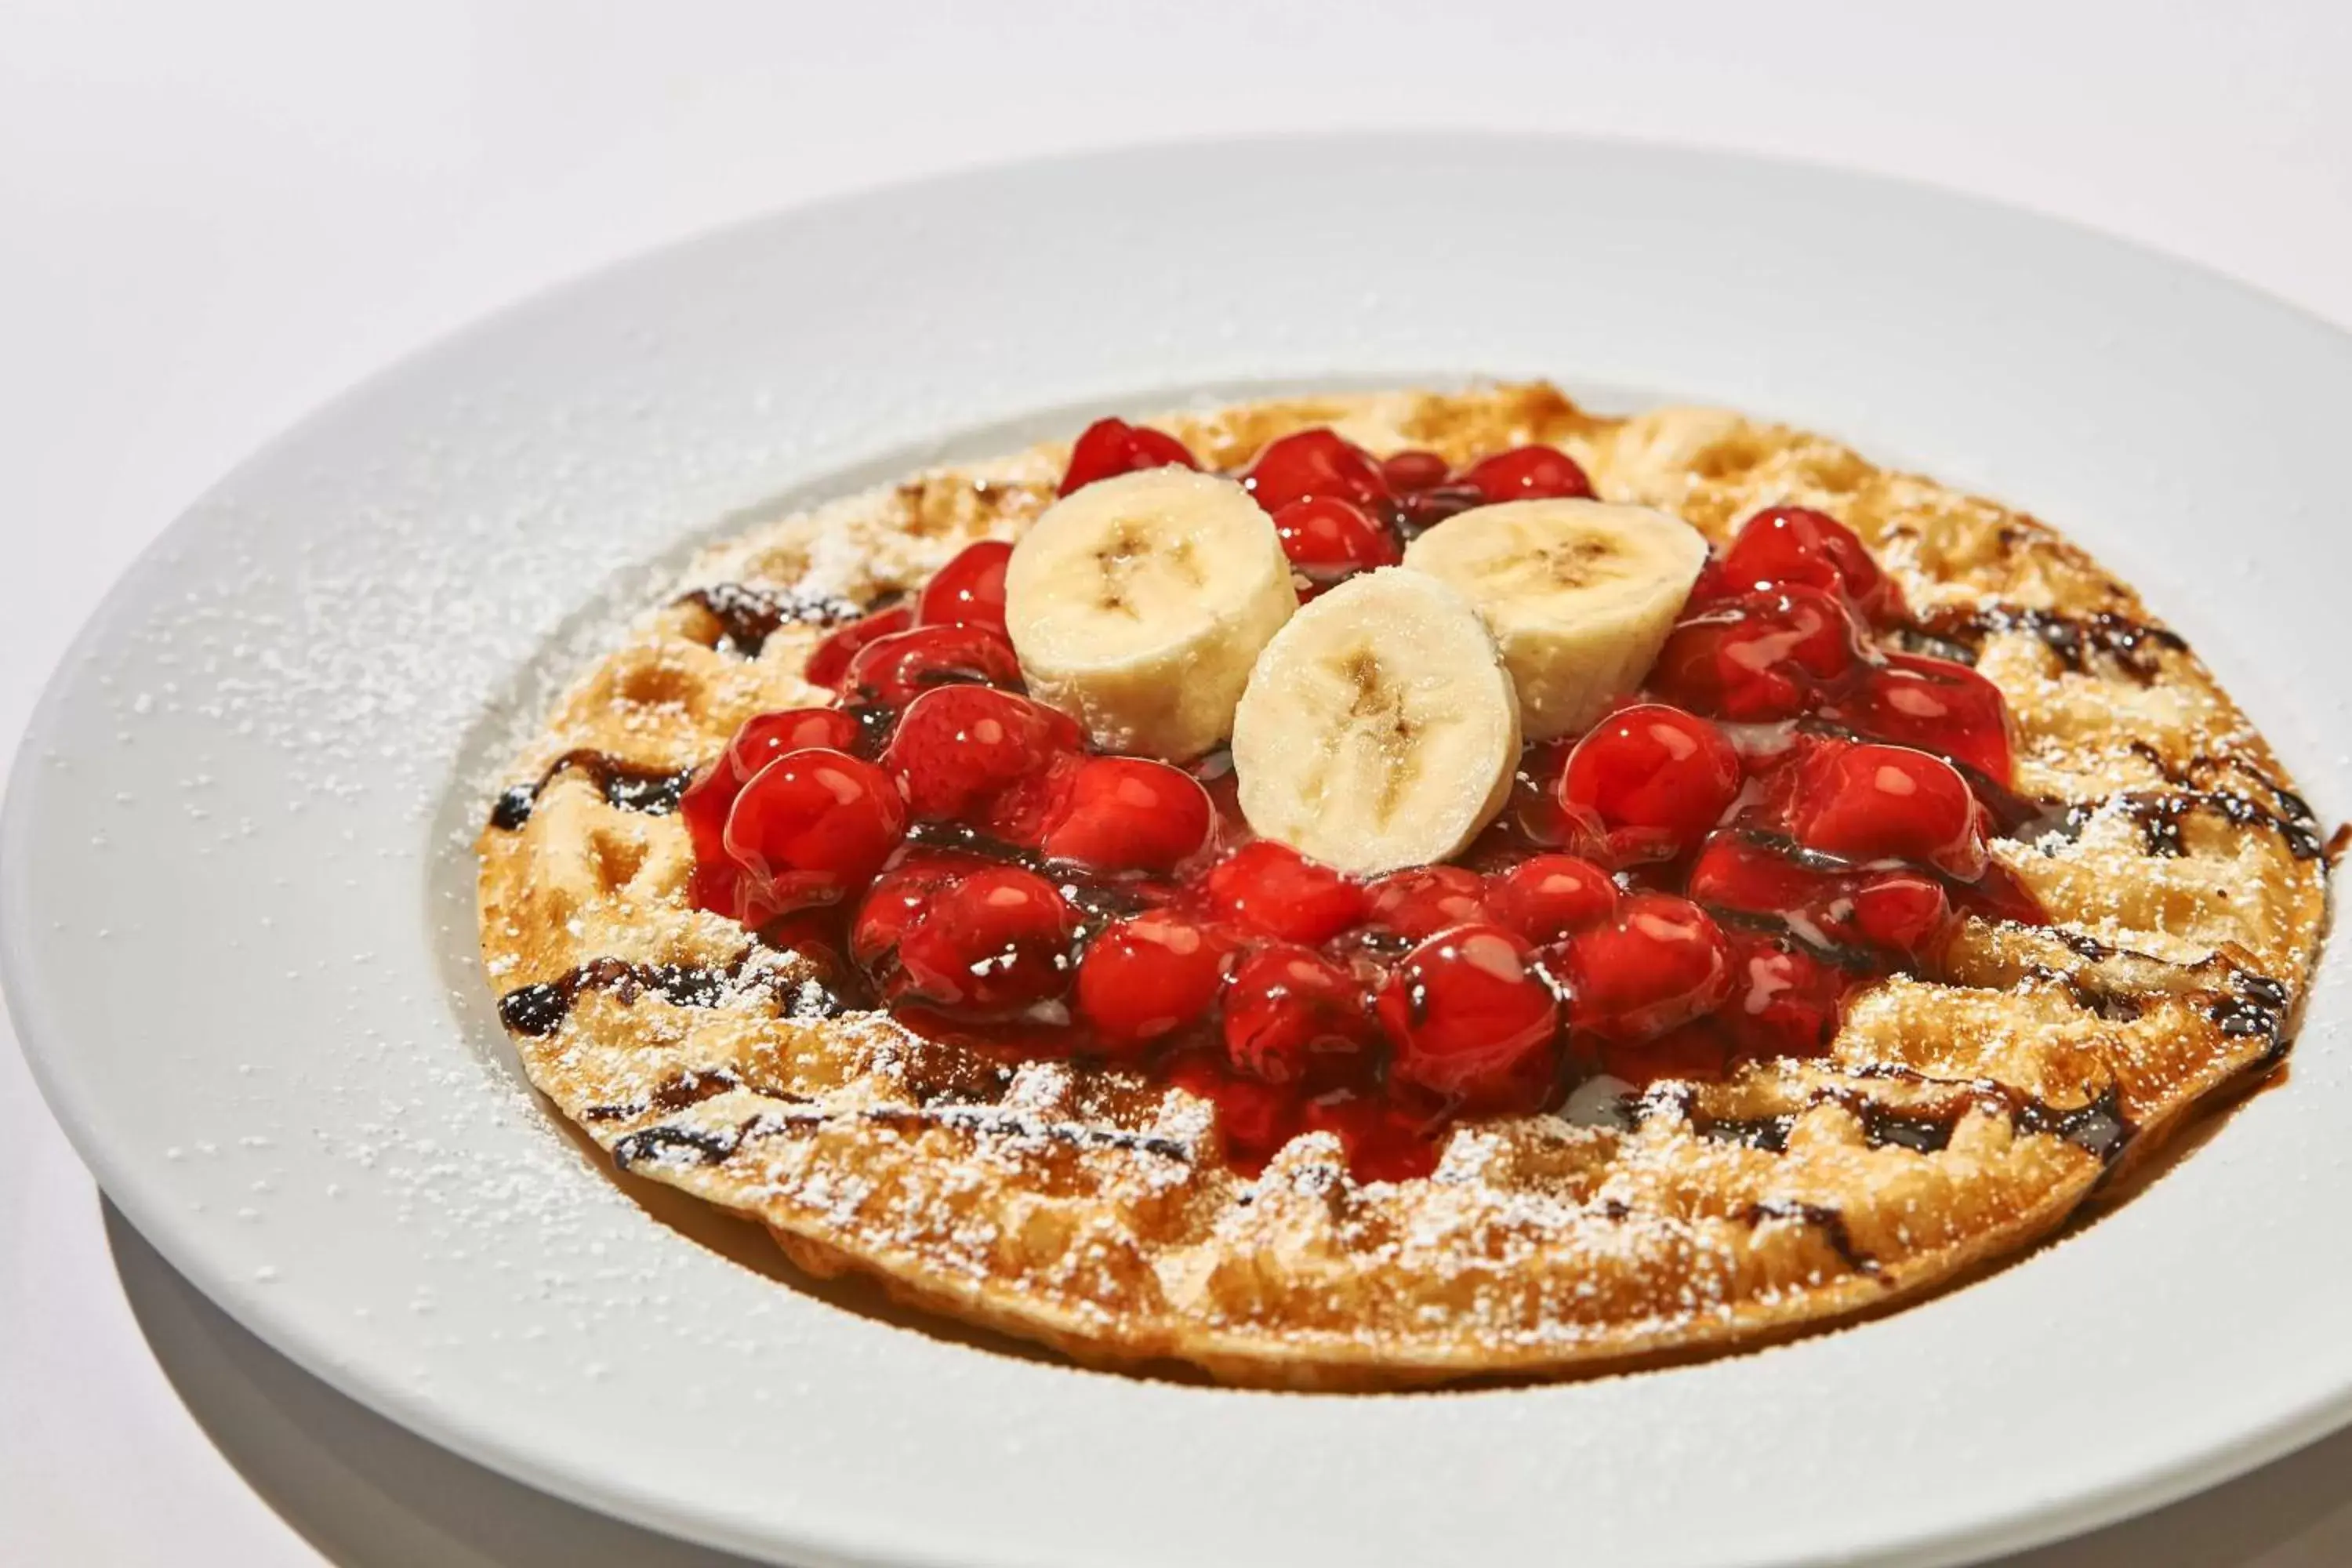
[4,2,2350,1563]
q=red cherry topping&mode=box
[1242,429,1390,514]
[1272,496,1402,584]
[682,706,868,862]
[1460,444,1593,504]
[1560,894,1732,1043]
[1379,449,1452,493]
[838,623,1022,708]
[1649,585,1865,721]
[1720,506,1899,621]
[1041,756,1214,873]
[1848,871,1953,959]
[1486,854,1617,944]
[1379,925,1561,1108]
[850,851,976,971]
[1302,1094,1442,1182]
[1393,482,1489,537]
[1206,840,1367,944]
[1788,742,1987,879]
[884,684,1080,822]
[1686,835,1832,930]
[1822,652,2015,784]
[721,749,908,913]
[1075,910,1228,1050]
[1717,933,1845,1059]
[1167,1054,1302,1171]
[891,865,1075,1017]
[804,602,913,689]
[1221,945,1374,1087]
[1364,865,1492,939]
[1560,703,1742,860]
[915,539,1014,632]
[1599,1020,1731,1087]
[670,424,2049,1177]
[1058,417,1197,497]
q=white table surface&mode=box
[5,3,2351,1563]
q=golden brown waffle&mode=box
[475,385,2330,1388]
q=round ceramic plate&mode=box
[8,136,2352,1568]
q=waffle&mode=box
[475,385,2331,1388]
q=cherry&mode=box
[1486,854,1618,944]
[1849,871,1952,959]
[721,749,907,913]
[1242,429,1390,514]
[883,684,1080,822]
[1719,506,1899,622]
[915,539,1014,632]
[1058,417,1197,496]
[1040,756,1214,873]
[891,865,1075,1017]
[838,622,1022,708]
[1221,944,1375,1087]
[1392,482,1488,538]
[1460,444,1593,504]
[1686,834,1833,928]
[1559,893,1732,1042]
[1379,925,1562,1108]
[688,858,746,921]
[804,602,914,689]
[1560,703,1742,860]
[1272,496,1401,586]
[1649,585,1864,720]
[1363,865,1492,940]
[681,706,868,863]
[1718,932,1845,1059]
[1379,449,1452,492]
[1206,840,1367,944]
[1822,652,2015,784]
[1789,742,1987,879]
[1303,1094,1442,1182]
[1075,910,1228,1050]
[1167,1054,1301,1170]
[850,851,977,971]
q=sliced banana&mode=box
[1403,498,1707,740]
[1231,568,1519,875]
[1004,468,1298,760]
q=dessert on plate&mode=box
[477,383,2329,1388]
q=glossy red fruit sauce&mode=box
[679,431,2046,1181]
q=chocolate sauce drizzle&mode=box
[1650,1066,2134,1163]
[610,1100,1194,1173]
[488,750,693,830]
[677,583,875,657]
[1896,603,2188,682]
[496,957,746,1036]
[1744,1200,1880,1275]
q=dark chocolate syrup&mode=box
[677,583,871,657]
[1744,1200,1880,1275]
[498,956,750,1037]
[1896,603,2188,682]
[611,1099,1194,1173]
[580,1065,744,1123]
[488,750,693,831]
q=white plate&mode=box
[8,135,2352,1568]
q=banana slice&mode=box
[1403,498,1707,740]
[1231,568,1519,875]
[1004,468,1298,760]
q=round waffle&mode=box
[474,384,2330,1388]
